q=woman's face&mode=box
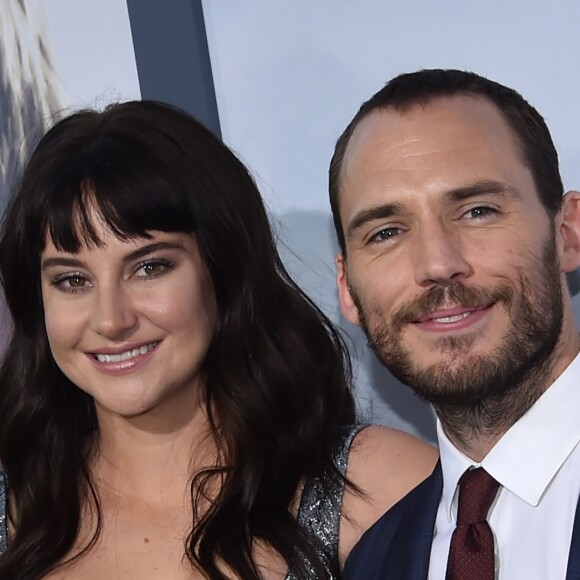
[40,218,217,422]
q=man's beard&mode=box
[352,235,564,428]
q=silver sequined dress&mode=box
[286,424,366,579]
[0,424,366,578]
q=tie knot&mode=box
[456,467,500,526]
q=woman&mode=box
[0,101,436,579]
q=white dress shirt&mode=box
[428,351,580,580]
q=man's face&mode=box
[336,95,567,406]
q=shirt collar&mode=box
[438,349,580,516]
[437,420,475,521]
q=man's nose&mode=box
[413,221,472,287]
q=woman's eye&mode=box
[68,275,86,287]
[136,259,172,278]
[52,274,90,292]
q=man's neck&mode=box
[436,333,579,462]
[437,405,517,463]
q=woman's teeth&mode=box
[94,342,157,363]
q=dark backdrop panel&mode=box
[126,0,221,137]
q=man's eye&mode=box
[370,227,402,243]
[464,206,498,220]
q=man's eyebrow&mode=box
[345,180,520,241]
[444,180,521,203]
[346,202,404,240]
[41,241,186,271]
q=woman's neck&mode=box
[92,393,219,504]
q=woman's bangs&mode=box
[45,136,197,253]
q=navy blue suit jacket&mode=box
[344,461,580,579]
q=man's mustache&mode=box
[391,282,513,330]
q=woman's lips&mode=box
[86,341,160,375]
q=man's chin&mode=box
[384,352,502,407]
[415,350,489,372]
[404,325,510,363]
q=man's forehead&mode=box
[350,95,514,151]
[341,94,524,189]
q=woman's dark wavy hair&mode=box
[0,100,355,579]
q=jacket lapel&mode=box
[385,460,443,579]
[566,491,580,579]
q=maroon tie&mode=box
[446,467,500,580]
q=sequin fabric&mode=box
[0,472,6,555]
[286,424,367,579]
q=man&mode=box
[331,69,580,579]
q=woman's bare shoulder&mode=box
[338,425,438,564]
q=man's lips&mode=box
[414,304,491,324]
[410,303,495,333]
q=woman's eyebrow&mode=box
[41,256,85,271]
[120,241,186,263]
[41,241,186,271]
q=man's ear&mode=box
[335,253,361,326]
[558,191,580,273]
